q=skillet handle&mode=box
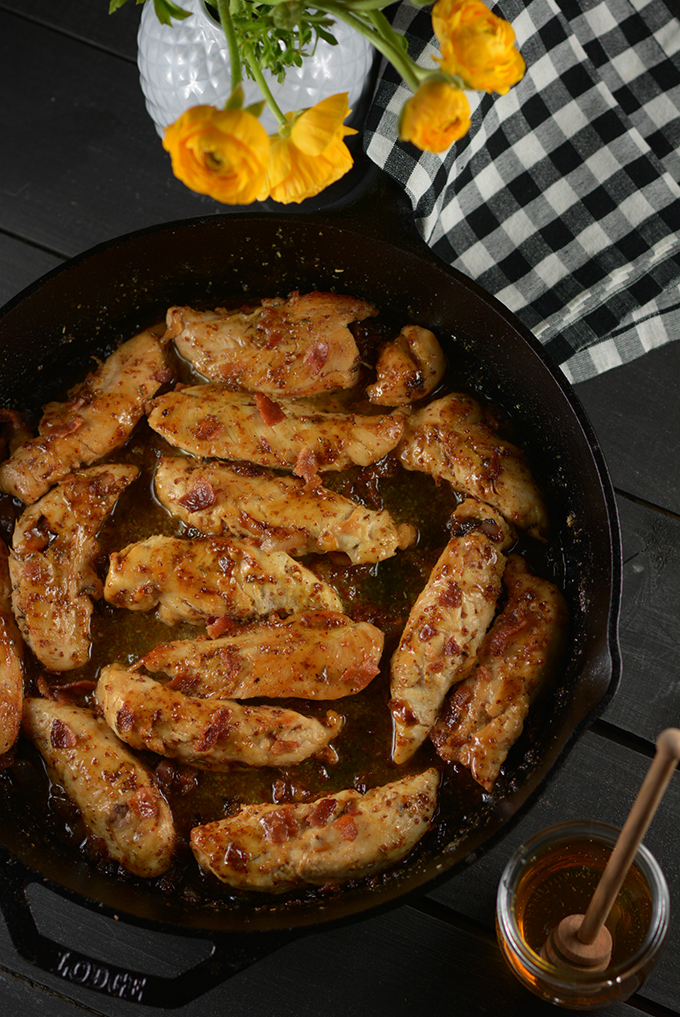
[0,852,294,1008]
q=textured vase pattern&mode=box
[137,0,376,137]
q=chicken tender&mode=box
[166,291,377,395]
[430,554,568,790]
[104,534,342,625]
[0,328,168,504]
[147,387,404,472]
[389,500,514,765]
[397,392,548,536]
[154,457,416,563]
[22,697,176,877]
[190,768,439,892]
[97,665,343,769]
[140,611,384,700]
[0,538,23,756]
[10,464,138,670]
[366,325,446,406]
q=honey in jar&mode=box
[495,821,670,1010]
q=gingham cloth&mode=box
[363,0,680,382]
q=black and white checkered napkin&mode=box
[363,0,680,382]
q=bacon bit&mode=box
[225,842,250,873]
[293,447,322,490]
[43,679,97,702]
[261,807,298,843]
[195,707,233,751]
[127,787,158,820]
[50,718,76,749]
[389,698,419,726]
[487,611,528,656]
[36,676,57,700]
[263,328,284,349]
[152,366,174,384]
[43,417,83,437]
[212,350,239,378]
[21,524,50,553]
[116,702,136,733]
[479,517,504,540]
[419,623,438,642]
[255,392,286,426]
[152,759,177,792]
[443,636,462,656]
[0,408,24,428]
[304,341,329,375]
[333,814,358,841]
[24,560,48,584]
[316,744,340,765]
[164,674,200,695]
[229,460,266,479]
[178,481,216,513]
[306,797,337,827]
[206,613,235,639]
[193,414,223,441]
[439,582,462,609]
[270,738,300,756]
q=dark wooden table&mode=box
[1,3,679,1015]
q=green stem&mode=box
[318,2,424,92]
[216,0,242,94]
[243,44,288,126]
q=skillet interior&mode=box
[0,212,621,935]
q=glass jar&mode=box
[137,0,376,137]
[495,821,670,1010]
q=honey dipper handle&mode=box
[578,728,680,946]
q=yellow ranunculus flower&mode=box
[264,93,357,205]
[399,80,471,152]
[432,0,525,95]
[163,105,270,205]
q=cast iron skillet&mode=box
[0,168,621,1007]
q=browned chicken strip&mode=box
[0,328,168,505]
[97,665,343,769]
[0,538,24,756]
[397,392,548,536]
[104,534,342,625]
[147,387,404,472]
[10,465,139,670]
[166,291,377,395]
[190,768,439,892]
[389,499,514,765]
[140,611,384,700]
[154,457,416,563]
[430,554,568,790]
[366,325,446,406]
[22,697,176,877]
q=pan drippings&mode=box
[0,301,567,904]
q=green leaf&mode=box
[244,99,267,118]
[225,83,245,109]
[152,0,192,25]
[316,26,338,45]
[108,0,134,12]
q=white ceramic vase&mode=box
[137,0,376,137]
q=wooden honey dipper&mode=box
[542,728,680,972]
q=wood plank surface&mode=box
[0,8,215,256]
[575,342,680,515]
[1,0,140,57]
